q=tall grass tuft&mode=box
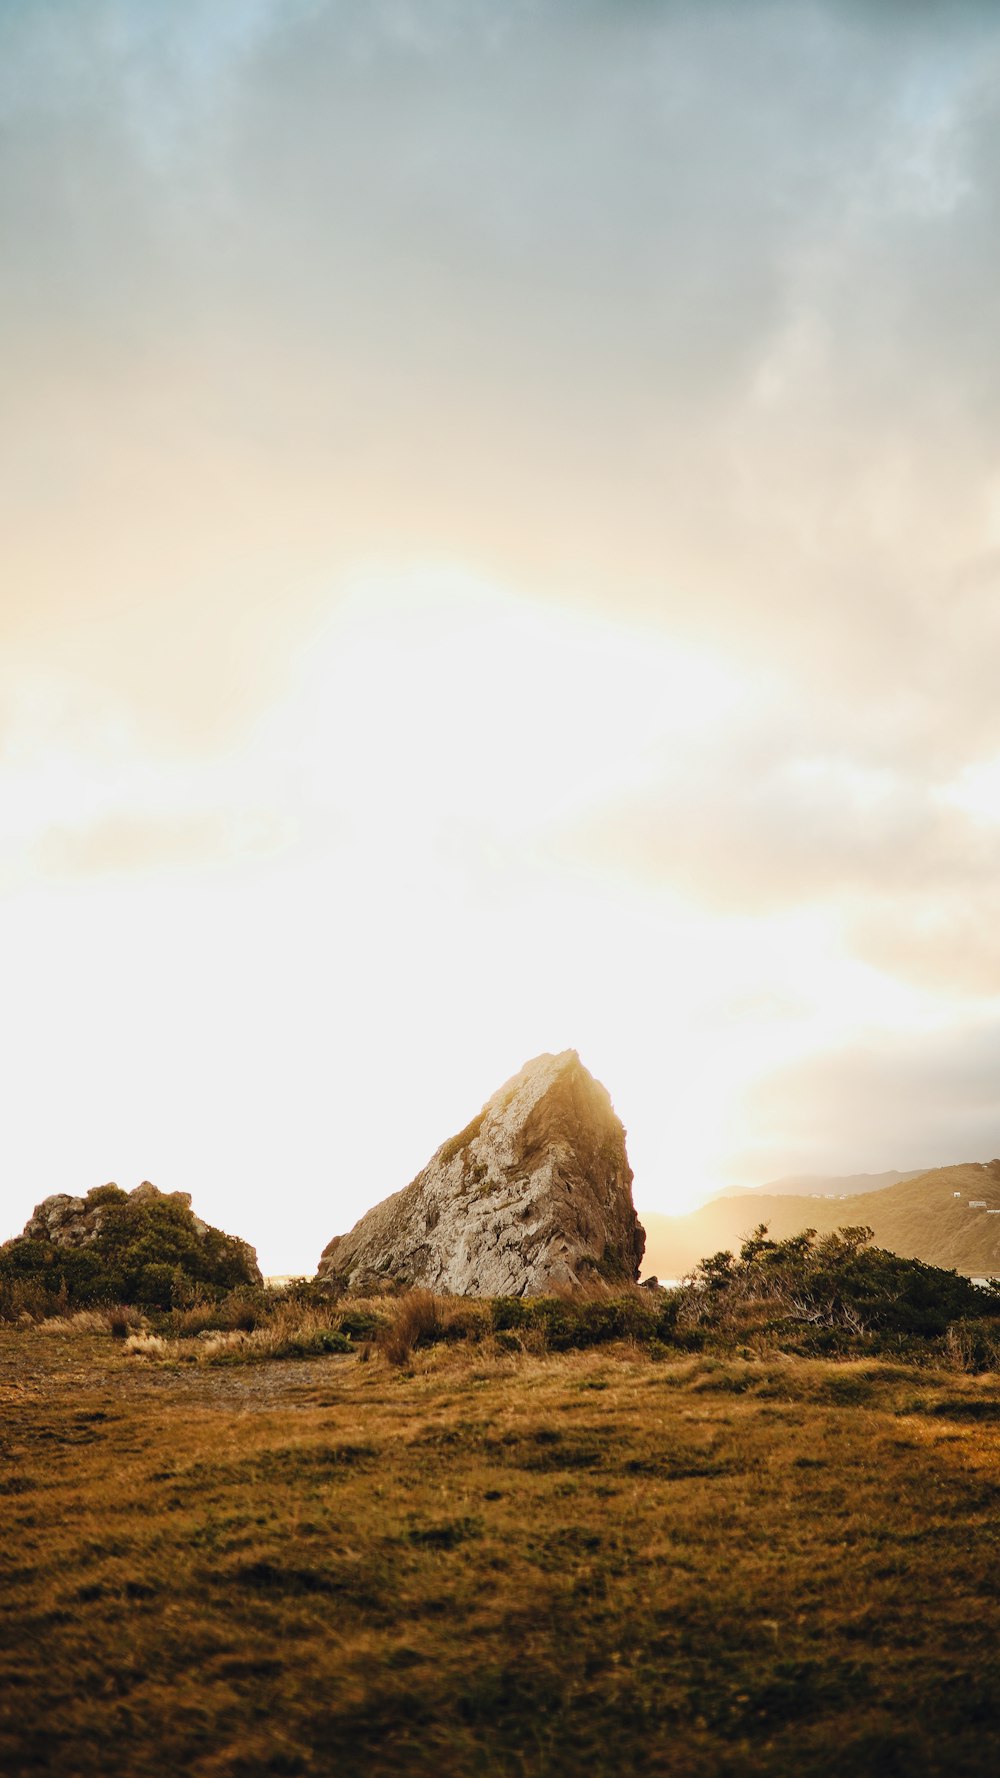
[381,1290,445,1366]
[108,1305,144,1339]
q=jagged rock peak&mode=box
[318,1050,645,1296]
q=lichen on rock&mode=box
[317,1051,645,1296]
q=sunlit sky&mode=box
[4,0,1000,1272]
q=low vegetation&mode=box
[5,1225,1000,1375]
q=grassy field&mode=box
[2,1328,1000,1777]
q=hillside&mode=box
[723,1168,927,1199]
[642,1161,1000,1279]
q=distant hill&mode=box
[641,1162,1000,1280]
[723,1168,927,1199]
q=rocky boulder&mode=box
[21,1181,211,1248]
[317,1051,645,1296]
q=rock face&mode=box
[318,1051,645,1296]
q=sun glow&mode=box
[0,566,959,1269]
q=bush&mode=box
[490,1286,677,1352]
[944,1319,1000,1373]
[678,1225,1000,1349]
[0,1273,57,1323]
[164,1288,271,1337]
[335,1307,389,1341]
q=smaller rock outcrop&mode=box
[4,1181,261,1306]
[318,1051,645,1296]
[21,1181,211,1248]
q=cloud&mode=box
[551,671,992,844]
[3,0,1000,751]
[732,1017,1000,1182]
[30,809,292,881]
[846,896,1000,999]
[550,697,1000,996]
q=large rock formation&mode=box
[318,1051,645,1296]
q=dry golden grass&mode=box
[35,1307,147,1337]
[2,1329,1000,1776]
[120,1304,354,1367]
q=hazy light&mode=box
[936,757,1000,825]
[5,1,1000,1267]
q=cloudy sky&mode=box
[3,0,1000,1271]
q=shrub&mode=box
[490,1286,676,1352]
[0,1273,56,1323]
[678,1225,1000,1348]
[441,1300,491,1343]
[163,1288,271,1336]
[531,1295,645,1350]
[944,1319,1000,1373]
[335,1307,389,1341]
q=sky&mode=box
[3,0,1000,1272]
